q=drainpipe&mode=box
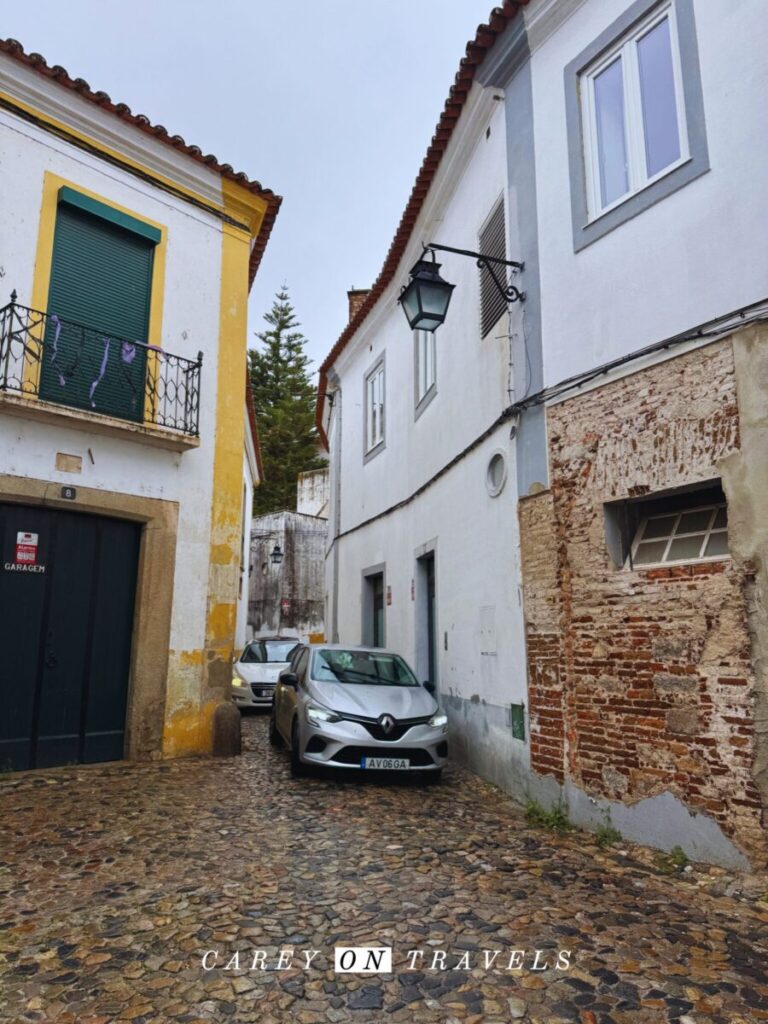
[327,371,342,643]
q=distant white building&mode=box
[297,467,329,518]
[247,472,328,644]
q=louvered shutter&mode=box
[478,199,507,338]
[40,194,155,422]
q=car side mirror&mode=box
[279,671,299,688]
[423,680,436,696]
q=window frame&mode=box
[629,502,729,569]
[564,0,709,251]
[581,2,688,221]
[414,329,437,419]
[363,355,386,462]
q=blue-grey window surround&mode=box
[565,0,708,251]
[362,352,386,464]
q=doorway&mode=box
[415,551,437,687]
[362,566,385,648]
[0,503,141,770]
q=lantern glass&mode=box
[398,258,455,332]
[270,544,284,565]
[400,280,422,327]
[420,279,453,318]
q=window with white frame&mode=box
[631,503,728,567]
[415,329,436,406]
[365,361,385,454]
[581,2,688,218]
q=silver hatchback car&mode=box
[269,644,447,780]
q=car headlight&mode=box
[232,674,247,688]
[429,711,448,728]
[305,704,342,726]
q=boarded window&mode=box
[479,199,507,338]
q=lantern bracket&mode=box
[423,242,526,304]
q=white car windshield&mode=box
[312,649,418,686]
[241,640,299,664]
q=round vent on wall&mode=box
[487,451,507,497]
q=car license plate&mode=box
[361,756,410,770]
[257,688,272,697]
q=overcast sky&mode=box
[4,0,495,370]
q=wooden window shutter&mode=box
[478,199,507,338]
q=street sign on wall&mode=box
[15,532,38,565]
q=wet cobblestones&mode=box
[1,713,767,1023]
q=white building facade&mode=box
[319,0,768,869]
[0,41,276,768]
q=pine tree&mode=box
[249,287,325,514]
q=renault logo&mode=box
[379,714,396,735]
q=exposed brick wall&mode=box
[519,340,765,860]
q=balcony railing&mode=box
[0,292,202,436]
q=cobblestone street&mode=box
[1,714,767,1024]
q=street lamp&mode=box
[398,243,525,333]
[270,543,284,566]
[398,252,456,332]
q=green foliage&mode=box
[595,810,622,849]
[525,798,572,834]
[248,287,325,515]
[655,844,690,874]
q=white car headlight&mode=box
[305,704,342,726]
[429,711,448,729]
[232,674,247,688]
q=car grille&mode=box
[332,746,436,767]
[340,714,432,742]
[250,683,275,698]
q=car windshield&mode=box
[312,649,418,686]
[240,640,298,664]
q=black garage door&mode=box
[0,503,141,770]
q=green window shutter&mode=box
[39,192,157,422]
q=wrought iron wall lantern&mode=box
[398,243,525,333]
[270,543,284,566]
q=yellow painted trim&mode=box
[0,89,227,217]
[27,171,167,420]
[187,180,269,754]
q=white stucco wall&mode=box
[529,0,768,384]
[0,55,227,662]
[326,87,531,786]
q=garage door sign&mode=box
[4,531,46,574]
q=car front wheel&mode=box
[268,712,283,749]
[290,721,309,778]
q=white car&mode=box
[231,637,301,709]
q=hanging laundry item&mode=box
[48,315,68,387]
[89,338,110,408]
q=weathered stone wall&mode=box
[249,511,326,641]
[519,338,766,864]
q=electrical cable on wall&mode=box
[326,298,768,550]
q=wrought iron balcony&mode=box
[0,292,202,436]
